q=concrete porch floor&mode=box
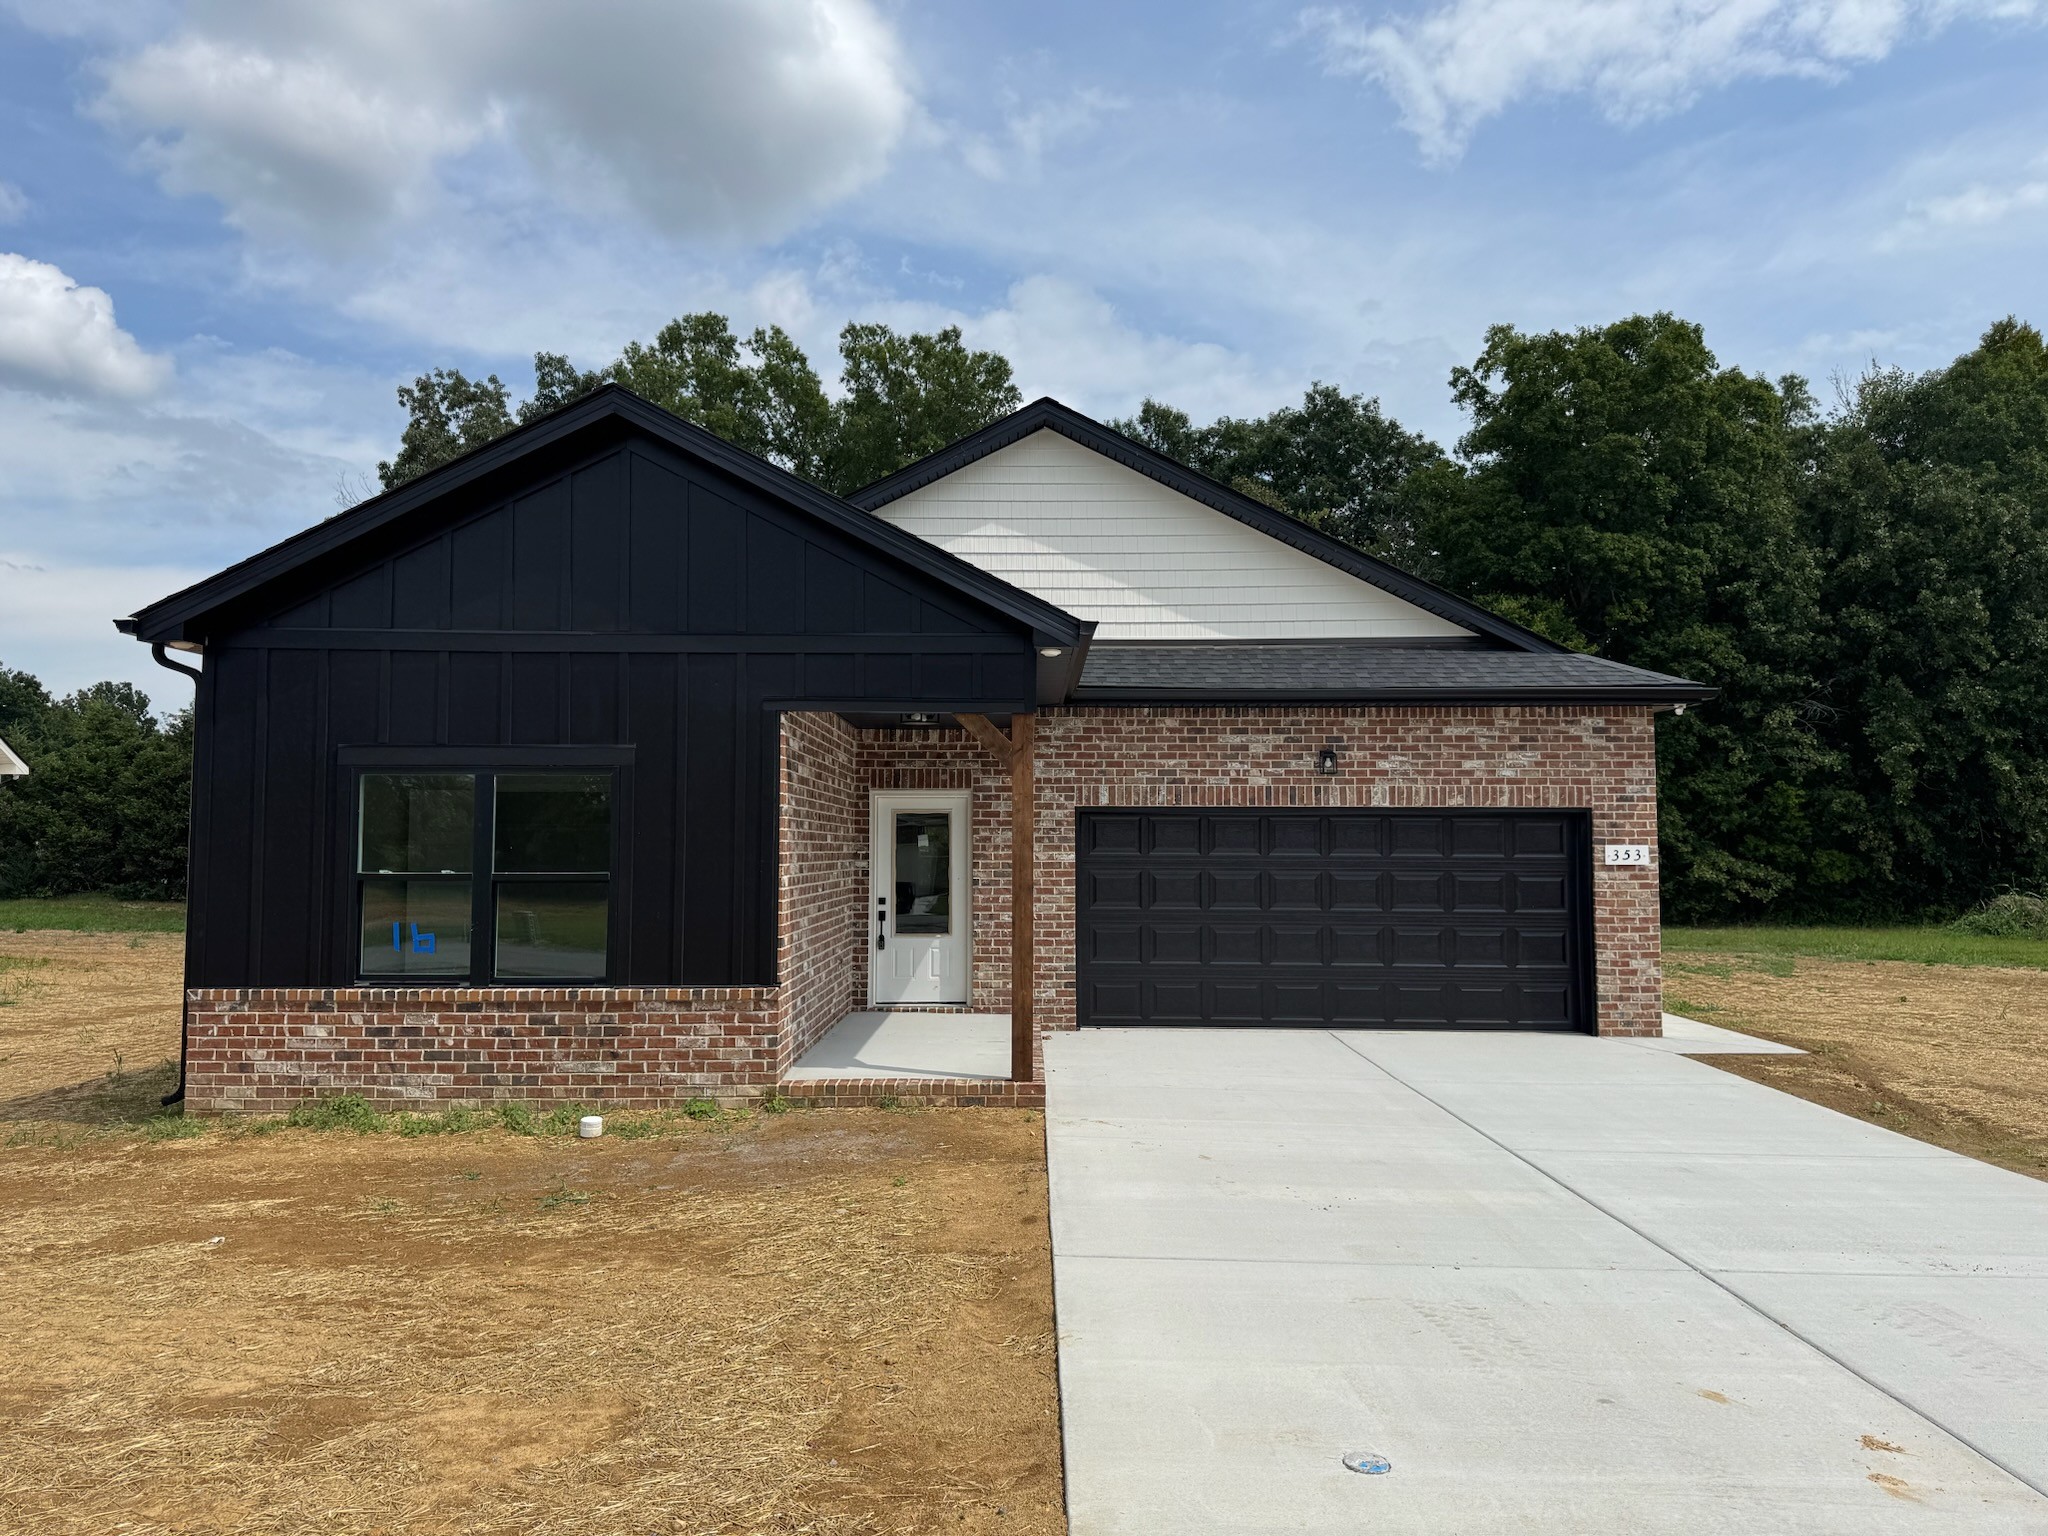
[784,1010,1014,1080]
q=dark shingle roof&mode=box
[1072,644,1714,705]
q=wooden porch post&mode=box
[955,711,1037,1083]
[1008,713,1036,1083]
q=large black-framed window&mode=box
[347,752,627,984]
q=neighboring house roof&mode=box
[851,397,1566,654]
[119,384,1086,649]
[1074,643,1718,706]
[0,735,25,775]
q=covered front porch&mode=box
[772,709,1044,1106]
[777,1009,1044,1107]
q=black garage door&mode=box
[1076,809,1592,1030]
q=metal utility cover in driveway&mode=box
[1045,1029,2048,1535]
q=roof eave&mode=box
[1068,685,1721,707]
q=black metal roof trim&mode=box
[1070,643,1716,706]
[848,396,1569,656]
[123,384,1085,647]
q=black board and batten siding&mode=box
[182,425,1039,988]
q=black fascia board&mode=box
[122,384,1085,648]
[849,396,1569,655]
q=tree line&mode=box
[6,311,2042,922]
[0,671,192,899]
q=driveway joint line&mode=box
[1326,1029,2048,1502]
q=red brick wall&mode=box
[1027,706,1663,1040]
[183,987,779,1113]
[180,702,1663,1111]
[777,712,863,1066]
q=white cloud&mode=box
[0,253,170,397]
[959,87,1128,181]
[80,0,914,247]
[0,554,212,701]
[1301,0,2048,162]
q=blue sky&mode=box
[3,0,2046,701]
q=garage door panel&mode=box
[1392,927,1446,965]
[1090,923,1142,964]
[1390,872,1447,909]
[1209,871,1261,909]
[1270,870,1324,910]
[1076,810,1589,1030]
[1271,818,1323,855]
[1452,818,1506,857]
[1271,924,1323,965]
[1208,925,1264,965]
[1450,928,1509,966]
[1453,873,1509,911]
[1089,870,1143,910]
[1088,980,1143,1020]
[1209,816,1261,854]
[1087,814,1144,854]
[1210,981,1267,1019]
[1329,818,1382,855]
[1391,818,1446,856]
[1331,926,1387,966]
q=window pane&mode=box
[495,773,611,873]
[893,812,951,935]
[359,878,472,977]
[495,881,608,978]
[360,775,473,873]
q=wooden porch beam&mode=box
[955,713,1037,1083]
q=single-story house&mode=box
[119,387,1712,1113]
[0,735,26,777]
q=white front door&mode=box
[869,790,971,1005]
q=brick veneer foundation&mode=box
[182,702,1663,1112]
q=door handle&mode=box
[876,898,887,952]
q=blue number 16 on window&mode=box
[391,921,437,955]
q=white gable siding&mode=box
[874,430,1473,641]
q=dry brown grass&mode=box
[1665,948,2048,1179]
[0,934,1063,1535]
[0,929,184,1122]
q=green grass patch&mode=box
[0,895,186,933]
[1666,925,2048,970]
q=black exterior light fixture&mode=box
[902,712,939,728]
[1316,746,1340,776]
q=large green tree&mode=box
[1409,314,1841,918]
[1799,321,2048,913]
[1114,383,1444,559]
[378,316,1018,496]
[0,670,193,899]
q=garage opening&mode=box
[1075,809,1594,1031]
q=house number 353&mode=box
[1603,844,1653,866]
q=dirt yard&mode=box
[1664,948,2048,1180]
[0,931,1064,1535]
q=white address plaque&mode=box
[1603,844,1653,866]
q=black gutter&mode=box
[146,641,201,1107]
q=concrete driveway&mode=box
[1045,1028,2048,1534]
